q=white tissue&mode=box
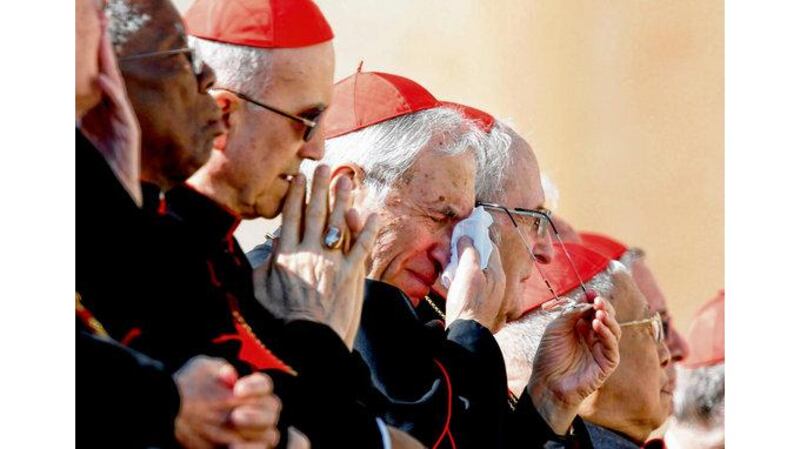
[440,206,494,289]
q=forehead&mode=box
[262,42,335,107]
[119,0,184,55]
[405,145,476,214]
[500,138,545,210]
[631,258,667,312]
[611,271,650,322]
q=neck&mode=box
[187,167,243,215]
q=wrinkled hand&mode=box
[527,293,621,435]
[229,373,282,449]
[79,22,142,205]
[254,165,380,349]
[174,358,284,449]
[445,237,507,332]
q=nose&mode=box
[667,327,690,363]
[533,231,554,264]
[197,62,216,93]
[430,233,452,276]
[298,133,325,161]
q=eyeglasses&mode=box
[620,312,664,344]
[119,47,205,76]
[211,88,325,142]
[477,202,551,241]
[476,201,589,298]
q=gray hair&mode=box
[673,363,725,428]
[308,106,483,203]
[105,0,151,50]
[496,259,627,395]
[473,120,513,203]
[189,36,273,101]
[540,173,559,212]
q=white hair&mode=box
[540,173,560,212]
[473,120,513,203]
[307,106,483,203]
[496,260,627,395]
[673,363,725,429]
[189,36,273,101]
[105,0,151,50]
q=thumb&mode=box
[217,363,239,389]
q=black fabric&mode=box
[85,182,382,449]
[77,331,181,449]
[355,280,507,448]
[584,423,641,449]
[76,129,181,449]
[356,279,597,449]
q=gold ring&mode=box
[323,225,344,250]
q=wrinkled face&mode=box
[76,0,104,117]
[117,0,221,188]
[489,141,553,321]
[584,271,673,440]
[364,147,476,304]
[632,257,690,364]
[222,43,334,219]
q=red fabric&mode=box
[185,0,333,49]
[120,327,142,346]
[578,232,628,261]
[519,243,610,316]
[431,359,454,449]
[213,320,296,374]
[324,69,440,139]
[440,101,495,133]
[214,294,297,375]
[682,290,724,368]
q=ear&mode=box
[209,89,243,152]
[330,163,368,208]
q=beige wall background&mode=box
[175,0,724,334]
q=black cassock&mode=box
[82,176,384,449]
[356,282,598,449]
[76,129,180,449]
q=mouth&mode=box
[409,270,436,287]
[278,173,298,183]
[207,119,224,137]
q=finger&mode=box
[345,207,365,236]
[233,373,274,398]
[278,173,306,248]
[347,212,380,265]
[326,175,353,249]
[592,318,620,366]
[303,164,332,244]
[229,401,281,432]
[98,25,122,80]
[217,363,239,389]
[457,236,475,259]
[287,427,311,449]
[198,422,245,446]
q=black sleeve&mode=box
[77,331,180,449]
[270,320,385,449]
[505,388,595,449]
[355,281,509,449]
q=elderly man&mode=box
[76,1,280,447]
[422,102,623,446]
[498,242,673,448]
[284,72,621,448]
[105,1,428,448]
[665,291,724,449]
[579,232,690,365]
